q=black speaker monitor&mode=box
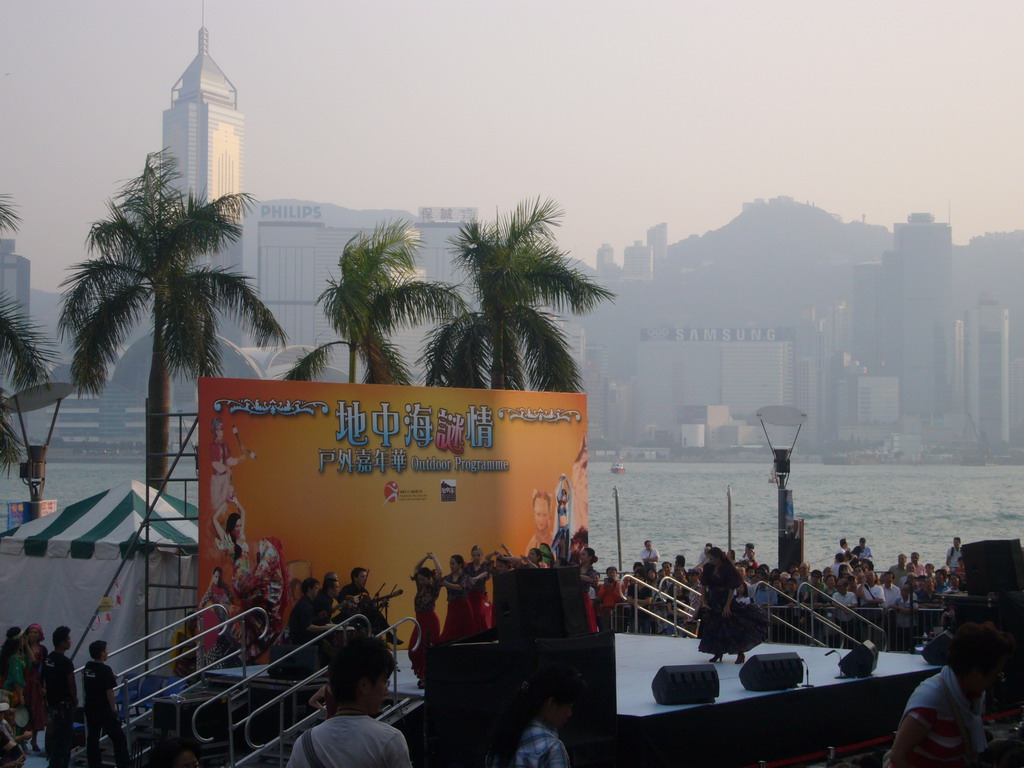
[268,643,319,680]
[839,641,878,678]
[962,539,1024,595]
[922,630,954,667]
[652,664,719,705]
[738,652,802,692]
[494,567,588,642]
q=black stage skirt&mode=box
[697,590,768,655]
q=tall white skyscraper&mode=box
[964,295,1010,444]
[162,28,245,270]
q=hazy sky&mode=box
[3,1,1023,291]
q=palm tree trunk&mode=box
[348,343,357,384]
[490,311,505,390]
[147,332,171,486]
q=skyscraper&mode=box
[964,294,1009,444]
[162,27,245,270]
[885,213,953,422]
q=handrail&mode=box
[241,615,420,756]
[621,575,698,638]
[795,583,888,650]
[76,603,229,674]
[753,580,858,646]
[191,614,372,743]
[112,606,270,694]
[656,574,702,599]
[759,604,827,648]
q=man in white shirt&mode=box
[857,571,884,608]
[878,571,901,609]
[287,635,411,768]
[945,537,963,570]
[640,540,659,566]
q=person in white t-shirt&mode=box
[857,538,873,562]
[945,537,963,570]
[287,635,411,768]
[640,540,659,566]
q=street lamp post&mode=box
[756,405,807,571]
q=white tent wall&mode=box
[0,549,196,673]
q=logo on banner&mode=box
[440,479,456,502]
[383,481,399,504]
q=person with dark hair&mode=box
[41,626,75,768]
[337,568,391,636]
[82,640,129,768]
[486,663,585,768]
[890,621,1017,768]
[409,553,443,687]
[288,578,332,646]
[698,547,767,664]
[578,547,600,633]
[439,554,476,643]
[465,546,493,633]
[313,577,340,624]
[286,635,410,768]
[147,737,201,768]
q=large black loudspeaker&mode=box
[962,539,1024,595]
[494,567,589,642]
[268,643,319,680]
[739,652,802,691]
[839,641,878,678]
[652,664,719,705]
[921,630,953,666]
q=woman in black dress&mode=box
[699,547,767,664]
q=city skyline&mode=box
[4,1,1024,291]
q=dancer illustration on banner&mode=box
[524,489,554,554]
[551,474,573,564]
[204,416,289,661]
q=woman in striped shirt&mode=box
[889,622,1015,768]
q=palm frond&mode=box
[509,306,583,392]
[362,335,412,386]
[421,313,490,389]
[0,400,23,470]
[283,342,348,382]
[192,268,287,347]
[0,293,55,391]
[0,195,22,235]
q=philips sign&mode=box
[260,204,323,220]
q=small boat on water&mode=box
[610,462,626,474]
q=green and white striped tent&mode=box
[0,481,198,669]
[0,480,197,558]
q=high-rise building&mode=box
[162,27,245,271]
[964,294,1009,444]
[622,241,653,280]
[595,243,617,277]
[0,240,30,313]
[646,223,668,268]
[885,213,953,421]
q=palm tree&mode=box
[0,195,55,468]
[285,221,464,385]
[59,153,286,483]
[422,198,613,391]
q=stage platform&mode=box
[208,636,939,767]
[609,634,938,767]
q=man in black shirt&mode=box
[337,567,392,636]
[288,578,332,646]
[313,577,340,624]
[41,626,76,768]
[82,641,129,768]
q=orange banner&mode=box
[197,377,588,654]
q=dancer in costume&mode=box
[699,547,768,664]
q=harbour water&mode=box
[2,459,1022,572]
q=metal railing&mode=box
[747,581,831,648]
[191,614,373,767]
[620,575,698,638]
[235,615,421,768]
[794,583,888,650]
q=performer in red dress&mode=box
[439,555,476,643]
[409,553,443,687]
[464,546,492,632]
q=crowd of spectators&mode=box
[589,536,969,652]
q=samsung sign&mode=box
[260,204,322,220]
[641,327,794,342]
